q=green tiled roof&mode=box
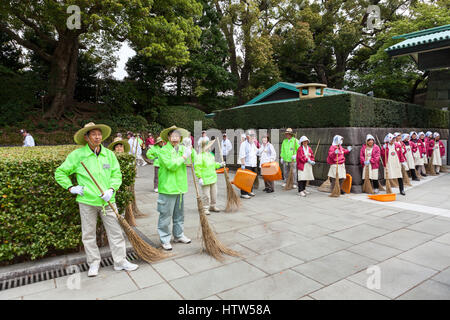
[386,24,450,52]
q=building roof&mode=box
[385,24,450,55]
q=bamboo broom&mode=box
[330,149,341,197]
[402,164,412,186]
[427,144,436,175]
[284,131,298,191]
[80,162,168,263]
[217,139,241,213]
[131,135,146,217]
[307,139,320,187]
[376,136,391,194]
[362,146,374,194]
[189,164,240,261]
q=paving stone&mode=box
[347,241,402,262]
[365,218,409,231]
[127,263,165,289]
[218,270,322,300]
[298,296,314,300]
[347,257,437,299]
[313,217,365,231]
[371,229,435,251]
[397,241,450,271]
[407,218,450,236]
[240,231,308,254]
[292,250,377,285]
[109,283,183,300]
[280,236,353,261]
[250,212,286,223]
[0,279,56,300]
[287,224,334,239]
[397,280,450,300]
[432,268,450,286]
[329,224,391,244]
[175,253,227,274]
[309,279,389,300]
[169,261,267,300]
[245,250,304,274]
[152,260,189,281]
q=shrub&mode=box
[158,105,217,133]
[0,146,136,262]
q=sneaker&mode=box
[174,235,191,244]
[293,184,298,188]
[281,183,286,187]
[154,188,158,193]
[374,188,379,194]
[209,207,221,212]
[241,194,251,199]
[400,190,406,196]
[304,190,311,195]
[114,259,139,272]
[204,209,211,215]
[248,192,255,197]
[299,191,306,197]
[88,263,100,277]
[161,242,172,250]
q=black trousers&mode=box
[297,180,307,192]
[371,179,379,189]
[410,169,418,179]
[241,166,257,195]
[398,177,404,192]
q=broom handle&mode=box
[80,161,120,217]
[189,163,202,199]
[313,139,321,157]
[217,138,224,164]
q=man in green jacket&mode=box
[157,126,192,251]
[146,137,165,193]
[55,122,138,277]
[280,128,299,188]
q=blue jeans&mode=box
[157,193,185,244]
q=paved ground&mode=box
[1,166,450,300]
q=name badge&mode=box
[103,163,110,169]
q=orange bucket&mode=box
[232,169,257,193]
[368,194,396,202]
[261,162,282,181]
[216,167,230,174]
[342,174,352,193]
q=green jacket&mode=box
[280,137,299,162]
[146,145,161,167]
[194,151,221,185]
[55,144,122,206]
[158,143,188,195]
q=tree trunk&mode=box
[44,34,79,119]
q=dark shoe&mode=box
[413,178,420,181]
[267,189,274,193]
[341,190,345,195]
[262,188,268,192]
[422,174,427,177]
[400,190,406,196]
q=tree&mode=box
[0,0,202,119]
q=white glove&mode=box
[183,146,192,160]
[220,161,226,167]
[199,178,203,186]
[100,188,114,202]
[292,155,296,160]
[335,149,339,154]
[401,162,408,168]
[308,160,315,165]
[364,160,370,165]
[241,165,246,170]
[280,158,284,164]
[347,146,353,152]
[69,185,84,196]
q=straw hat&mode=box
[74,122,111,145]
[155,137,163,144]
[285,128,294,135]
[108,137,130,153]
[160,125,189,143]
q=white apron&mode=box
[414,150,423,166]
[432,143,442,166]
[362,146,379,180]
[298,147,314,181]
[328,164,346,179]
[386,144,402,179]
[405,145,415,169]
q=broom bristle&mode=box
[284,164,294,190]
[318,177,331,192]
[125,203,137,227]
[362,166,374,194]
[390,178,399,187]
[378,182,385,191]
[415,169,422,179]
[196,197,241,261]
[224,170,240,213]
[402,166,412,186]
[427,153,436,175]
[253,175,260,190]
[441,165,448,173]
[117,215,169,263]
[130,185,147,217]
[384,168,392,194]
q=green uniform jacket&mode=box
[194,151,221,186]
[146,145,161,167]
[158,143,188,195]
[55,144,122,206]
[280,137,299,162]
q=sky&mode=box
[112,42,135,80]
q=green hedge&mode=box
[214,94,449,129]
[0,146,136,263]
[158,105,217,133]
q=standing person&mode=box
[146,137,164,193]
[197,131,209,152]
[108,137,130,154]
[145,133,155,149]
[382,133,407,195]
[280,128,299,188]
[221,133,233,163]
[416,132,428,176]
[55,123,138,277]
[402,133,419,181]
[425,131,433,164]
[20,129,35,147]
[360,134,381,193]
[127,132,147,167]
[239,130,258,199]
[296,136,315,197]
[428,132,445,174]
[257,135,277,193]
[327,135,352,194]
[195,138,225,214]
[157,126,192,250]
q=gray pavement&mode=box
[1,167,450,300]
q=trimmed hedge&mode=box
[158,105,217,133]
[0,145,136,262]
[214,94,449,129]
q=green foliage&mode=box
[214,94,449,129]
[158,105,216,133]
[0,146,136,262]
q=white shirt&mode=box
[222,139,232,156]
[128,137,142,156]
[257,143,276,167]
[239,140,257,167]
[23,134,35,147]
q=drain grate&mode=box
[0,251,138,292]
